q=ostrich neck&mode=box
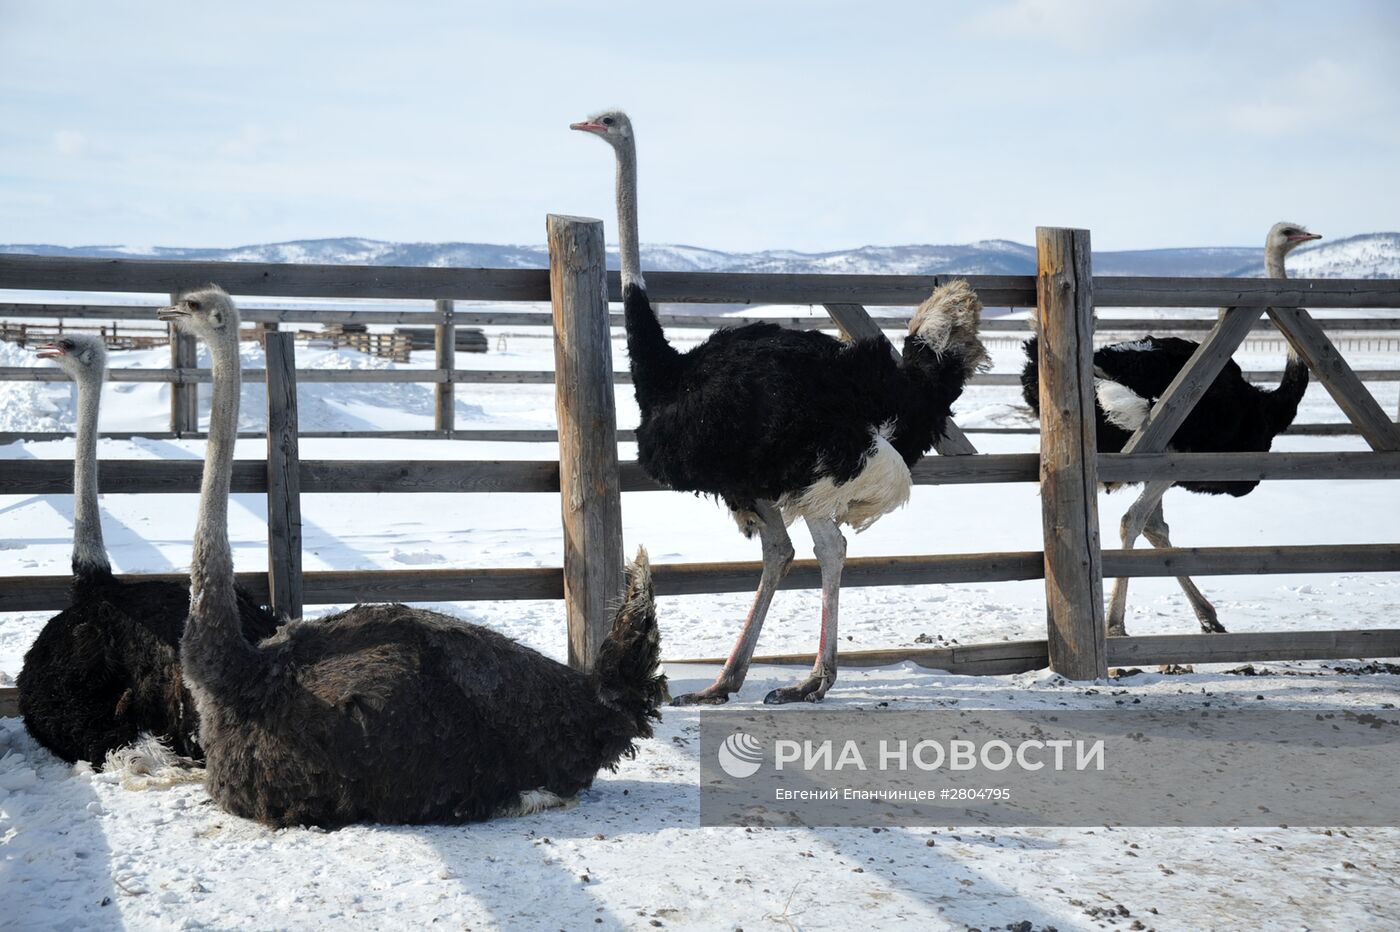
[616,138,643,288]
[190,335,241,626]
[1265,247,1304,361]
[71,369,110,576]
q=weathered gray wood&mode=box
[4,254,1400,307]
[548,215,625,671]
[12,301,1396,335]
[168,292,199,436]
[4,543,1397,612]
[7,363,1399,390]
[1120,307,1263,455]
[666,640,1053,676]
[1106,629,1400,665]
[1036,227,1107,680]
[7,449,1394,498]
[264,333,303,620]
[1267,307,1400,451]
[1098,450,1400,483]
[434,299,455,436]
[0,302,447,325]
[1093,277,1400,309]
[822,302,978,455]
[1102,543,1400,577]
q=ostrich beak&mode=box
[1288,232,1322,242]
[35,342,64,359]
[570,121,606,134]
[157,305,186,321]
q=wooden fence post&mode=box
[547,214,625,671]
[435,299,455,437]
[169,291,199,436]
[1035,227,1107,680]
[265,332,304,620]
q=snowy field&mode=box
[2,303,1398,930]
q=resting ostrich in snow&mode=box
[572,110,989,704]
[17,334,279,765]
[162,286,665,828]
[1020,221,1320,635]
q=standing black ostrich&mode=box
[571,110,989,704]
[17,333,280,766]
[1020,221,1321,635]
[162,286,665,828]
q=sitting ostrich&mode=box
[572,110,989,704]
[1020,221,1320,635]
[17,334,280,765]
[161,286,665,828]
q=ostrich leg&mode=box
[1141,499,1225,633]
[671,500,793,705]
[1106,480,1173,637]
[765,516,845,704]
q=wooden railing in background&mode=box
[0,245,1397,716]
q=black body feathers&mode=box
[17,571,279,765]
[1020,335,1309,496]
[625,284,969,515]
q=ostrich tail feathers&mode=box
[594,546,667,737]
[907,279,990,377]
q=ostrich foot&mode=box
[1107,622,1128,638]
[1198,612,1226,634]
[670,685,733,706]
[763,671,835,705]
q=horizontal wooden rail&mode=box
[5,302,1397,334]
[5,365,1399,389]
[4,255,1400,308]
[666,628,1400,675]
[3,543,1396,613]
[4,452,1396,496]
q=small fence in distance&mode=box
[2,303,1397,443]
[0,238,1397,720]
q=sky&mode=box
[1,0,1398,253]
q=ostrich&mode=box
[571,110,989,704]
[161,286,665,828]
[17,334,280,766]
[1020,221,1321,635]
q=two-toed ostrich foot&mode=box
[1198,613,1227,634]
[763,671,835,705]
[670,686,734,706]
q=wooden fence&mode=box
[2,300,1398,443]
[1,234,1399,713]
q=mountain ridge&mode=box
[3,232,1397,278]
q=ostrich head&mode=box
[158,285,241,343]
[1267,222,1321,257]
[570,110,634,149]
[37,333,107,379]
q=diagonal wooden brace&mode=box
[1267,307,1400,451]
[1120,306,1263,455]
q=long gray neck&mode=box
[1265,245,1304,362]
[615,136,644,289]
[190,334,242,634]
[71,367,110,577]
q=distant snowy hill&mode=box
[3,233,1397,278]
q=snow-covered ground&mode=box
[2,307,1398,930]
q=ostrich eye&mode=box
[188,299,202,311]
[61,340,74,350]
[602,117,615,126]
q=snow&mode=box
[2,311,1399,929]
